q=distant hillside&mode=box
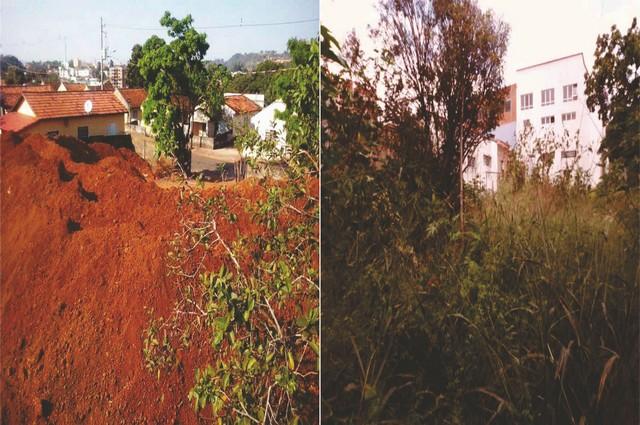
[211,51,290,72]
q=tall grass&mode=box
[322,179,639,424]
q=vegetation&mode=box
[321,4,639,422]
[227,60,290,104]
[1,54,28,85]
[138,12,227,175]
[585,17,640,188]
[125,44,144,88]
[373,0,509,203]
[143,36,319,424]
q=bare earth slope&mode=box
[1,133,216,424]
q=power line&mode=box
[107,17,318,31]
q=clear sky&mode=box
[0,0,318,63]
[322,0,638,83]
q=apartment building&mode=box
[515,53,604,186]
[108,65,126,89]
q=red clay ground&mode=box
[0,133,317,424]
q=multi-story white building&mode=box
[515,53,604,186]
[108,65,126,89]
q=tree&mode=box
[373,0,509,202]
[138,12,224,175]
[125,44,145,88]
[585,17,640,188]
[201,63,230,137]
[0,55,27,85]
[273,38,319,171]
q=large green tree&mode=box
[585,17,640,188]
[138,12,226,175]
[125,44,145,88]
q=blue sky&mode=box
[0,0,318,63]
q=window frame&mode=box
[541,115,555,125]
[541,88,555,106]
[563,83,578,102]
[520,93,533,110]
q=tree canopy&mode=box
[373,0,509,201]
[125,44,144,88]
[585,17,640,187]
[138,12,226,175]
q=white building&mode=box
[515,53,604,186]
[464,84,516,192]
[248,100,287,160]
[465,139,510,191]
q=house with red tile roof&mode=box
[0,84,56,115]
[222,94,262,137]
[114,88,149,133]
[0,91,127,139]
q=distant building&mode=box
[515,53,604,186]
[0,91,127,139]
[108,66,126,89]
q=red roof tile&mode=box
[59,82,88,91]
[0,112,39,133]
[0,84,55,110]
[19,91,127,119]
[119,88,147,108]
[225,95,261,114]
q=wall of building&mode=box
[21,113,125,138]
[464,140,505,191]
[515,54,604,186]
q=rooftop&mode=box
[0,84,56,111]
[225,95,261,114]
[58,82,88,92]
[0,112,39,133]
[18,91,127,119]
[516,53,585,72]
[118,88,147,108]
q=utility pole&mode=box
[100,17,104,90]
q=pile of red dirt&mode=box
[0,133,303,423]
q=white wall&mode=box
[515,54,604,186]
[465,140,503,191]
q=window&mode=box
[523,119,531,128]
[541,115,555,125]
[563,83,578,102]
[107,123,117,136]
[468,155,476,170]
[520,93,533,110]
[46,131,59,138]
[541,88,554,106]
[77,126,89,141]
[504,99,511,113]
[561,150,577,158]
[561,112,576,121]
[483,154,492,167]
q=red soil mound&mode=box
[0,133,283,423]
